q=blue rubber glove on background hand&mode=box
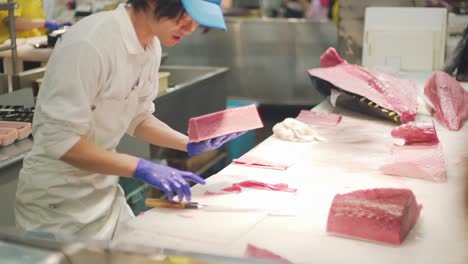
[133,159,206,202]
[187,131,246,156]
[44,19,72,31]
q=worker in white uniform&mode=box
[15,0,239,240]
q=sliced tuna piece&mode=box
[0,127,18,146]
[0,121,32,140]
[320,47,346,67]
[188,104,263,142]
[380,144,447,182]
[391,120,439,145]
[204,180,297,196]
[424,71,468,131]
[295,110,342,126]
[245,244,293,264]
[309,49,418,123]
[233,155,290,170]
[327,188,422,245]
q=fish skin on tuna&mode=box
[309,48,418,124]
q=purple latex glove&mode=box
[133,159,206,202]
[44,20,73,31]
[187,131,246,156]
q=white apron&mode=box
[15,88,140,240]
[14,4,160,240]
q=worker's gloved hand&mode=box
[44,20,72,31]
[187,131,246,156]
[133,159,206,202]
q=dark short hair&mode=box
[127,0,186,20]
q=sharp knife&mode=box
[145,198,267,213]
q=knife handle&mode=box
[145,198,196,209]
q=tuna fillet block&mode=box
[327,188,422,245]
[424,71,468,131]
[391,120,439,145]
[188,104,263,142]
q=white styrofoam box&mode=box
[362,7,447,72]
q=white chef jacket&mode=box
[15,4,161,240]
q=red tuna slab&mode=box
[188,104,263,142]
[295,110,342,126]
[309,48,418,124]
[380,144,447,182]
[424,71,468,131]
[327,188,422,245]
[320,47,346,67]
[391,120,439,145]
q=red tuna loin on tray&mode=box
[327,188,422,245]
[391,120,439,145]
[424,71,468,131]
[0,127,18,146]
[309,48,418,123]
[188,104,264,142]
[295,110,342,126]
[380,144,447,182]
[0,121,32,140]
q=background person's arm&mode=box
[11,17,46,31]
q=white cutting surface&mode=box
[116,72,468,263]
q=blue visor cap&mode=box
[181,0,227,31]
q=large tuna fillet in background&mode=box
[379,144,447,182]
[308,48,418,124]
[424,71,468,131]
[391,120,439,145]
[327,188,422,245]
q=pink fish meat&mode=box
[245,244,293,264]
[233,155,290,170]
[188,104,263,142]
[380,144,447,182]
[327,188,422,245]
[295,110,342,126]
[320,47,346,68]
[204,180,297,196]
[391,120,439,145]
[309,48,418,123]
[424,71,468,131]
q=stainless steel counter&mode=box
[0,88,34,170]
[0,138,33,170]
[164,18,337,105]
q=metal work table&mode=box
[116,72,468,263]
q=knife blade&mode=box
[144,198,267,213]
